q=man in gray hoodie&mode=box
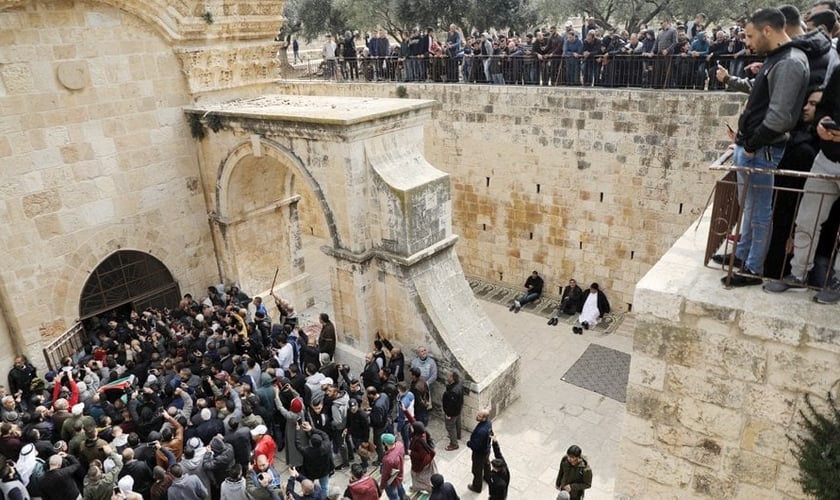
[715,7,809,287]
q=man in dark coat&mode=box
[317,313,336,361]
[555,445,593,500]
[442,370,464,451]
[466,409,492,493]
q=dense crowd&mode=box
[0,283,470,499]
[314,14,779,88]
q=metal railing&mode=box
[293,53,762,90]
[42,322,86,371]
[706,149,840,289]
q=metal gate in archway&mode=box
[78,250,181,320]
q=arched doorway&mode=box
[78,250,180,320]
[213,139,333,310]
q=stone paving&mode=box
[283,240,633,499]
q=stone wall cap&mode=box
[185,94,437,126]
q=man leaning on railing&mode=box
[713,8,809,287]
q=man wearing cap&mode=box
[378,432,406,500]
[274,386,305,468]
[60,402,94,443]
[295,421,333,494]
[346,398,371,469]
[192,407,224,445]
[251,424,277,469]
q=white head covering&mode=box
[16,444,36,485]
[118,475,135,494]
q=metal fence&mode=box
[295,53,762,90]
[706,150,840,289]
[42,322,86,371]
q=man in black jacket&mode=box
[509,271,544,313]
[715,8,809,286]
[224,417,252,472]
[549,279,584,325]
[442,370,464,451]
[555,445,592,500]
[294,422,333,492]
[40,453,82,500]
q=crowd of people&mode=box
[0,279,597,500]
[311,14,782,88]
[704,3,840,303]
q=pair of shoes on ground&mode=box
[572,326,583,334]
[508,300,521,313]
[547,317,559,326]
[711,253,744,268]
[765,275,840,304]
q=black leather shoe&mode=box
[582,321,589,330]
[712,253,744,268]
[723,269,763,287]
[467,485,481,493]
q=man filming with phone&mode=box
[714,8,809,287]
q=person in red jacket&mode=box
[344,463,381,499]
[378,433,405,500]
[251,424,276,469]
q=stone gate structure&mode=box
[0,0,518,414]
[186,94,519,413]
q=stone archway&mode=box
[79,250,180,319]
[211,138,335,306]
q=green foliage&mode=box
[532,0,812,33]
[396,85,408,98]
[790,391,840,498]
[293,0,350,42]
[202,11,214,24]
[281,0,814,41]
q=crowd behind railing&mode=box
[302,16,767,89]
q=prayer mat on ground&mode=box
[466,275,625,335]
[561,343,631,403]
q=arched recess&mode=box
[216,139,340,249]
[0,0,187,43]
[78,250,180,320]
[214,138,337,296]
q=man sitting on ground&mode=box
[509,271,544,313]
[548,279,584,325]
[572,283,610,334]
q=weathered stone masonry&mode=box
[276,82,744,310]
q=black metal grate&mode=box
[78,250,179,319]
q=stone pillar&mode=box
[615,207,834,498]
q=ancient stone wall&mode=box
[275,82,743,310]
[0,0,286,371]
[615,209,837,499]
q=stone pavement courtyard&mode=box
[290,239,633,499]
